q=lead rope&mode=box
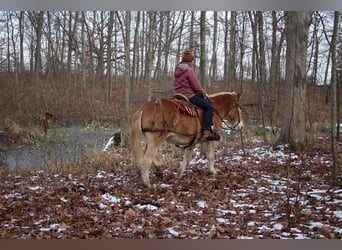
[211,103,245,155]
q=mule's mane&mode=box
[209,91,236,98]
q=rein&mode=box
[212,102,242,131]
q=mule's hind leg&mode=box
[177,147,192,178]
[140,133,164,188]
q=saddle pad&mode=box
[168,99,197,117]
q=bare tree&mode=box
[270,11,285,87]
[176,12,187,64]
[228,11,237,88]
[144,11,157,101]
[330,11,339,185]
[223,11,229,83]
[189,11,195,50]
[257,11,268,143]
[105,11,114,104]
[279,11,312,150]
[200,11,207,88]
[131,11,141,89]
[237,12,248,92]
[123,12,132,118]
[248,11,258,83]
[153,12,165,81]
[209,11,218,82]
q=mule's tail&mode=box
[130,110,144,164]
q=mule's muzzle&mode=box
[233,121,244,131]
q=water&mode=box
[0,126,114,169]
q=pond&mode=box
[0,126,115,169]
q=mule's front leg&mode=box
[206,141,217,175]
[177,147,192,178]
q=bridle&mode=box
[214,102,242,131]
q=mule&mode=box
[130,91,243,188]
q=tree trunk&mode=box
[19,11,25,89]
[223,11,229,83]
[145,11,156,101]
[35,11,44,75]
[330,11,339,185]
[131,11,141,91]
[200,11,207,88]
[257,11,268,143]
[81,12,86,89]
[176,12,186,64]
[279,11,312,151]
[248,11,257,83]
[209,11,218,82]
[228,11,237,89]
[238,12,247,92]
[270,11,285,87]
[123,11,131,122]
[189,11,195,49]
[154,12,165,81]
[106,11,114,104]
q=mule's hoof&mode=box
[177,171,184,179]
[142,181,151,188]
[209,170,217,176]
[155,169,163,178]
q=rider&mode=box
[173,50,219,140]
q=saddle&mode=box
[168,94,198,117]
[168,94,220,141]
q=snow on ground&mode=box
[0,143,341,239]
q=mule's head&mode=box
[227,92,243,130]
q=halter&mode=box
[214,102,242,131]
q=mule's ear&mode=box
[237,91,243,100]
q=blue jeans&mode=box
[189,95,214,131]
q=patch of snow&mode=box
[102,193,120,203]
[217,209,237,215]
[293,233,310,239]
[247,221,256,227]
[238,236,254,239]
[60,197,68,203]
[95,171,106,179]
[281,232,291,237]
[272,223,284,230]
[307,189,328,200]
[40,223,60,232]
[233,203,255,209]
[257,225,273,233]
[99,203,107,209]
[257,187,268,192]
[136,204,159,211]
[216,218,230,224]
[167,227,180,237]
[28,186,41,191]
[290,227,302,233]
[307,221,324,229]
[82,196,89,202]
[326,199,342,205]
[197,200,208,208]
[332,211,342,220]
[4,192,23,199]
[160,183,172,188]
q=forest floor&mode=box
[0,128,341,239]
